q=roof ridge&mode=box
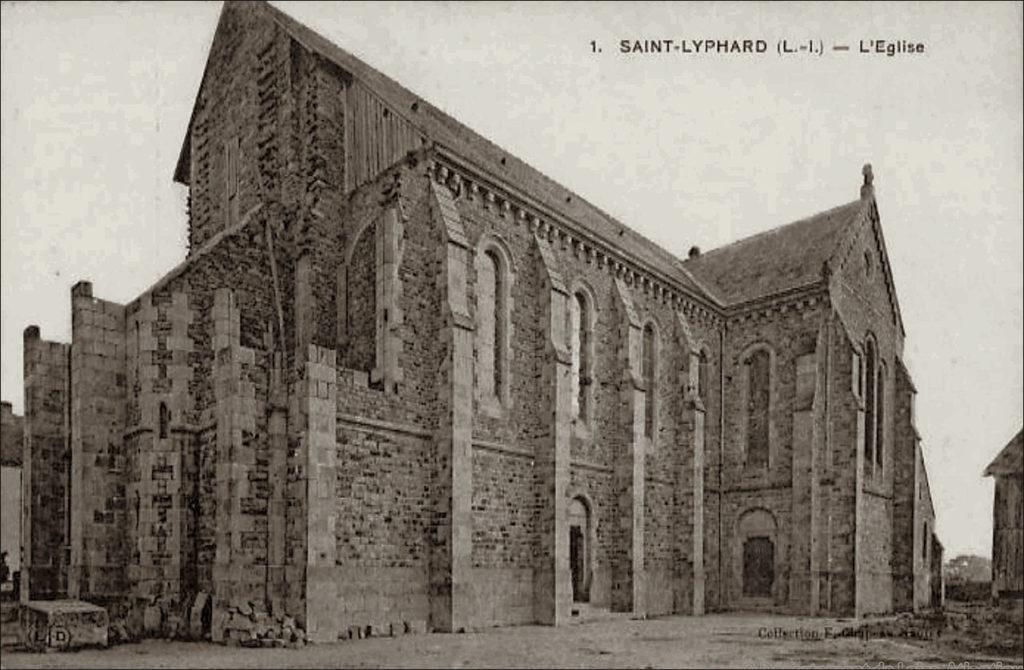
[688,198,865,263]
[256,1,713,299]
[984,428,1023,476]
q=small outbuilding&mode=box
[984,429,1023,602]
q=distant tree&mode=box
[943,554,992,583]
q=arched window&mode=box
[642,323,657,439]
[745,348,770,468]
[478,250,500,399]
[570,291,591,421]
[864,339,877,465]
[344,222,377,373]
[159,402,170,439]
[875,366,885,470]
[476,242,511,407]
[489,250,503,396]
[698,349,709,403]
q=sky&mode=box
[1,1,1021,560]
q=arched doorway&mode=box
[568,497,591,603]
[742,536,774,597]
[733,508,778,605]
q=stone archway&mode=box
[732,508,778,606]
[568,496,592,603]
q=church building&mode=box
[9,2,941,642]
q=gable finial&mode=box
[860,163,874,200]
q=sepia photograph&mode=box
[1,1,1021,668]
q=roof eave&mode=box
[432,144,723,313]
[723,279,829,316]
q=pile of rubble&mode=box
[943,601,1024,659]
[339,619,428,640]
[215,600,307,648]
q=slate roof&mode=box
[681,199,868,306]
[174,3,886,311]
[984,429,1023,477]
[174,1,709,302]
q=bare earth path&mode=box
[2,613,1021,669]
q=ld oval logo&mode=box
[47,624,71,648]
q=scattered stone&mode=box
[189,591,210,639]
[211,610,226,643]
[163,613,184,639]
[143,605,163,634]
[108,622,131,645]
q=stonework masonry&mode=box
[6,0,942,643]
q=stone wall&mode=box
[186,2,290,251]
[828,199,904,616]
[296,157,442,639]
[913,445,937,610]
[68,282,128,601]
[22,326,71,601]
[824,323,861,617]
[119,213,295,637]
[891,360,918,611]
[858,495,894,614]
[429,155,720,624]
[719,295,828,613]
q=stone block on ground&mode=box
[189,591,210,639]
[211,607,228,643]
[143,605,162,634]
[21,600,108,651]
[163,613,184,639]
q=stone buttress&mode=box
[611,277,645,615]
[533,233,572,625]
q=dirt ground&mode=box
[2,612,1021,669]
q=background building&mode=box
[984,429,1023,603]
[0,402,22,580]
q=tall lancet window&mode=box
[642,323,657,439]
[478,250,499,399]
[875,365,885,471]
[490,250,504,395]
[570,291,591,421]
[745,348,770,468]
[698,349,709,403]
[475,239,513,411]
[476,246,511,403]
[864,339,877,465]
